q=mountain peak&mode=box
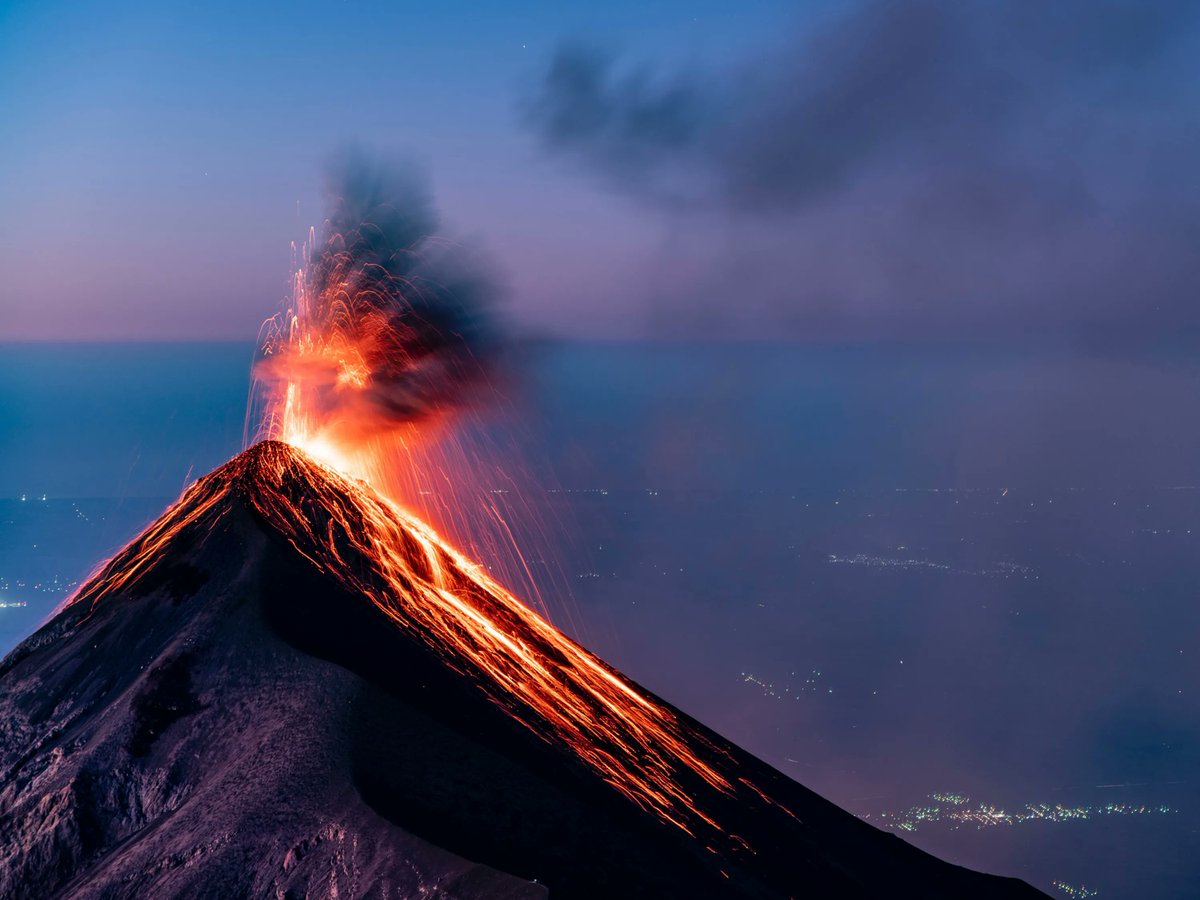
[0,443,1046,898]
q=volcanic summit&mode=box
[0,441,1044,899]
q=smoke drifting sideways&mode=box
[253,153,499,452]
[524,0,1200,340]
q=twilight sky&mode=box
[2,0,1197,341]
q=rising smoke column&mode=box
[253,152,498,457]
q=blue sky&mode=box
[0,0,794,339]
[2,0,1197,342]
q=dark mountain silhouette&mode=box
[0,441,1045,899]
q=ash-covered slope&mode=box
[0,441,1045,899]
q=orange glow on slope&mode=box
[70,442,760,838]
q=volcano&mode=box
[0,441,1044,899]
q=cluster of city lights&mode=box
[0,575,74,596]
[827,553,1033,578]
[1052,881,1099,899]
[740,670,825,700]
[866,792,1174,832]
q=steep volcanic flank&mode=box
[0,442,1045,899]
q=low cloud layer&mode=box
[527,0,1200,338]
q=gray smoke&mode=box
[526,0,1200,338]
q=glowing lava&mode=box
[71,441,762,838]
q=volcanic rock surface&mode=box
[0,441,1045,899]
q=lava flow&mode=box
[72,441,744,838]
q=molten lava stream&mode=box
[72,437,769,841]
[253,441,735,834]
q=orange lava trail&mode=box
[246,443,734,834]
[70,443,747,837]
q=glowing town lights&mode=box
[865,792,1174,833]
